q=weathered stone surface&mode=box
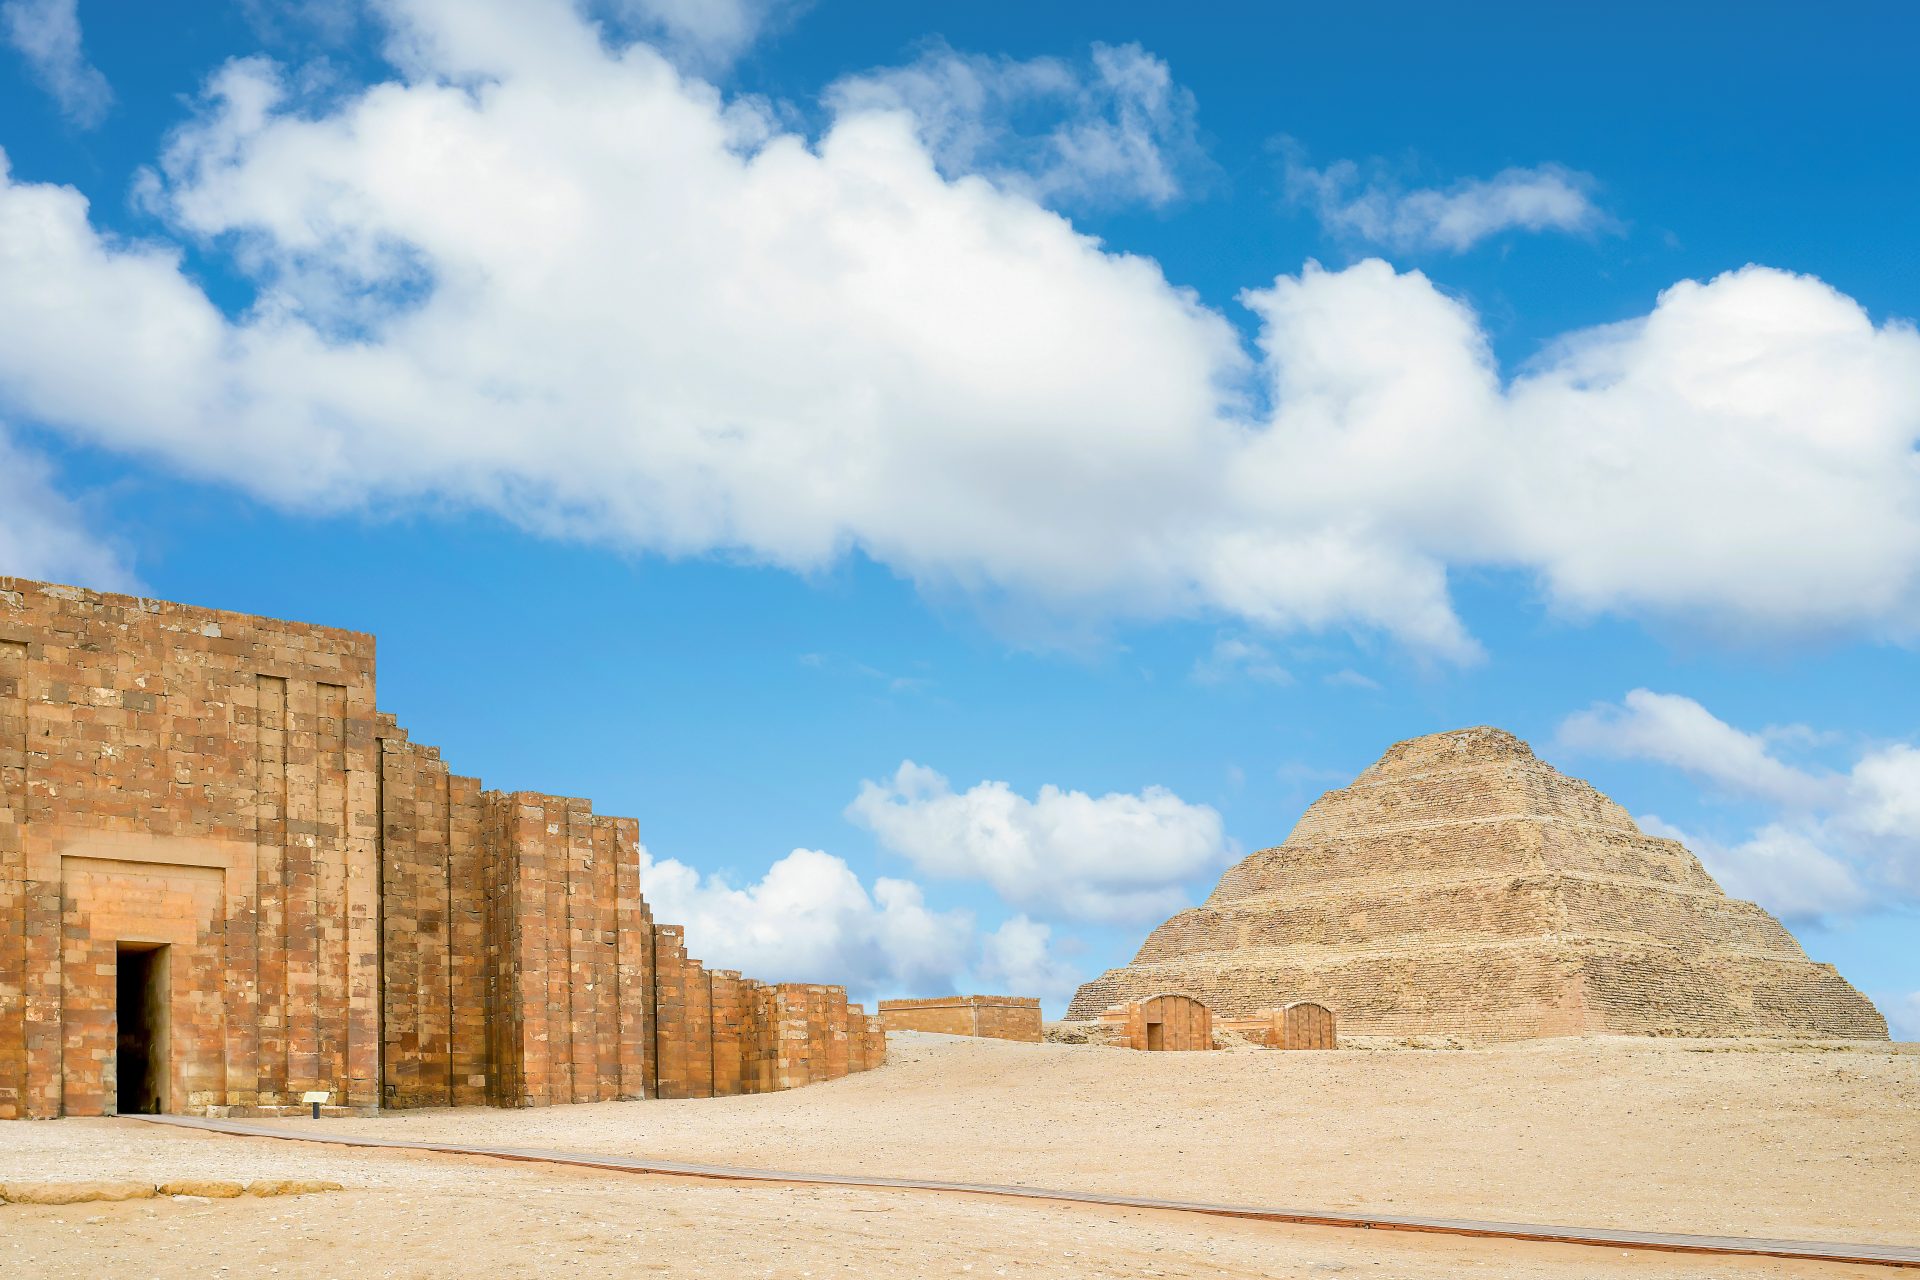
[2,1181,156,1204]
[0,577,884,1119]
[1069,727,1889,1042]
[156,1179,244,1198]
[245,1178,343,1197]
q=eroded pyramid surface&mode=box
[1066,727,1887,1040]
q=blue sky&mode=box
[1,0,1916,1030]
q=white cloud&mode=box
[0,0,1918,662]
[0,428,134,589]
[637,845,975,996]
[2,0,111,127]
[976,915,1083,1003]
[599,0,802,72]
[1285,149,1606,252]
[1560,689,1837,808]
[1840,745,1920,852]
[826,40,1204,209]
[847,761,1227,923]
[1323,668,1381,692]
[1191,635,1291,685]
[1561,692,1920,919]
[1640,815,1869,921]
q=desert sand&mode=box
[2,1032,1914,1278]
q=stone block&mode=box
[157,1179,244,1198]
[2,1181,156,1204]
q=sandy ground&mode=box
[2,1033,1913,1278]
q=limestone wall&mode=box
[377,748,886,1107]
[878,995,1042,1042]
[0,578,381,1118]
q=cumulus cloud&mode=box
[599,0,803,72]
[1639,815,1869,921]
[2,0,112,127]
[976,915,1084,1003]
[826,40,1204,209]
[1840,745,1920,857]
[637,845,975,995]
[847,761,1227,923]
[0,0,1918,661]
[1560,691,1920,919]
[1561,689,1838,808]
[0,429,134,589]
[1285,148,1606,252]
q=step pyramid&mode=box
[1066,727,1888,1041]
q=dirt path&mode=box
[0,1143,1889,1280]
[129,1110,1920,1270]
[320,1033,1920,1245]
[2,1033,1913,1278]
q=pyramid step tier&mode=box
[1209,822,1719,904]
[1285,754,1637,844]
[1065,939,1889,1040]
[1139,872,1804,965]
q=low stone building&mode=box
[0,578,883,1119]
[1215,1001,1338,1049]
[1098,994,1213,1052]
[1069,727,1888,1042]
[878,996,1042,1042]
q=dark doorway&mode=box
[1145,1020,1164,1051]
[115,944,169,1115]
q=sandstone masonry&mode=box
[878,996,1042,1042]
[1068,727,1889,1042]
[0,578,884,1118]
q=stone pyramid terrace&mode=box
[1068,727,1887,1041]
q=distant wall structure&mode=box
[1069,727,1889,1043]
[879,996,1042,1043]
[0,578,883,1119]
